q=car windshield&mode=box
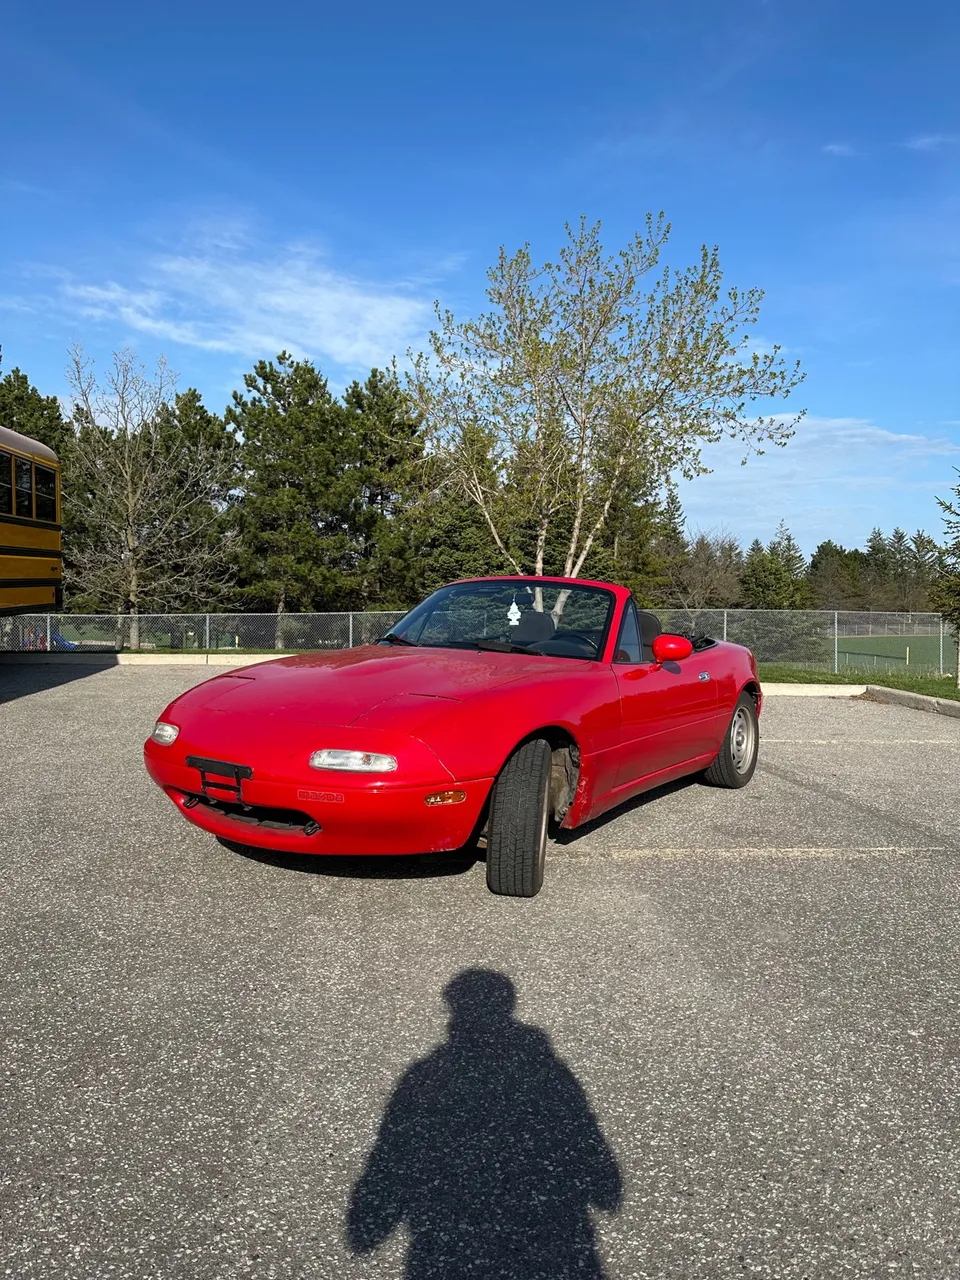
[383,579,616,660]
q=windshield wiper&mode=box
[380,631,417,647]
[475,638,541,655]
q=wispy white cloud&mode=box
[902,133,958,152]
[786,415,960,459]
[822,142,856,157]
[17,221,439,371]
[676,415,960,550]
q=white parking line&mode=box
[561,846,944,861]
[763,739,959,745]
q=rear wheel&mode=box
[485,738,552,898]
[703,693,759,788]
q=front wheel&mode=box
[703,693,759,788]
[485,738,552,898]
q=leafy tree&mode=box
[151,389,240,614]
[64,348,237,635]
[410,215,804,579]
[229,353,359,622]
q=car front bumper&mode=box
[144,747,493,855]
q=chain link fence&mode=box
[1,607,955,675]
[653,609,949,675]
[0,611,406,655]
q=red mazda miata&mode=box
[144,576,761,896]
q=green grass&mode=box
[759,664,960,700]
[836,633,944,671]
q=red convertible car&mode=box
[144,577,761,897]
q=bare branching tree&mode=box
[65,347,237,643]
[410,216,804,582]
[663,527,744,617]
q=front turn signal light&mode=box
[425,790,467,806]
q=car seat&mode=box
[514,610,556,645]
[637,610,662,662]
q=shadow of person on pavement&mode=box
[347,968,622,1279]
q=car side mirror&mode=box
[652,633,693,664]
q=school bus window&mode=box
[35,465,57,522]
[15,457,32,518]
[0,450,11,515]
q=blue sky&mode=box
[2,0,958,553]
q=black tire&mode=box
[703,692,759,788]
[485,738,552,898]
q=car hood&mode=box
[175,644,558,728]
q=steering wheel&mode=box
[552,629,600,654]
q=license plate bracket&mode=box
[185,755,253,802]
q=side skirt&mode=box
[567,752,717,828]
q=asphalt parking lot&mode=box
[3,664,960,1279]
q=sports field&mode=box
[836,632,947,674]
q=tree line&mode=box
[668,521,944,613]
[3,213,953,619]
[1,345,946,615]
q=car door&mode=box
[612,600,719,787]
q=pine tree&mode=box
[932,470,960,683]
[407,431,507,595]
[910,531,940,609]
[809,540,875,609]
[741,524,809,608]
[410,482,504,596]
[341,367,423,609]
[0,358,68,452]
[229,353,360,618]
[863,527,894,608]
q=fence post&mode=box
[46,613,51,651]
[834,611,839,675]
[723,610,728,642]
[204,614,210,651]
[348,613,354,649]
[940,616,944,677]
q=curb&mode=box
[761,683,866,697]
[863,684,960,719]
[0,652,286,668]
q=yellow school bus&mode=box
[0,425,62,615]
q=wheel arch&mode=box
[740,679,762,715]
[504,724,582,825]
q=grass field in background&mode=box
[836,633,945,672]
[759,664,960,700]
